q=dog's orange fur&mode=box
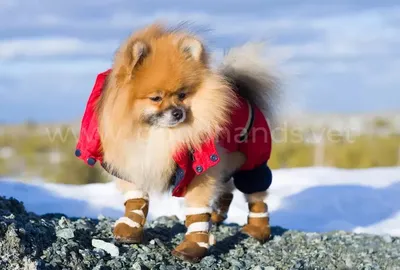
[96,23,238,194]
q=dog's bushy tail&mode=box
[218,42,282,126]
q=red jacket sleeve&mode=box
[74,69,111,166]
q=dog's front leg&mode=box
[113,179,149,244]
[171,171,218,263]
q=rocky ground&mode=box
[1,196,400,270]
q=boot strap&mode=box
[114,190,149,228]
[185,207,214,249]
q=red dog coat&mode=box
[75,70,273,197]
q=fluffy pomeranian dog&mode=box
[75,22,280,262]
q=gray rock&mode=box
[201,256,217,266]
[137,253,148,261]
[131,262,145,270]
[154,238,167,251]
[1,196,400,270]
[229,259,244,268]
[91,239,119,257]
[58,216,70,228]
[141,245,151,253]
[382,234,392,243]
[56,228,75,240]
[272,235,282,243]
[3,213,15,219]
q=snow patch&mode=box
[1,166,399,236]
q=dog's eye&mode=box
[177,92,187,100]
[149,96,162,102]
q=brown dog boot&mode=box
[211,192,233,225]
[172,207,214,263]
[113,191,149,244]
[241,201,271,243]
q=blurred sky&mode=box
[0,0,399,123]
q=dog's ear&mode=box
[130,40,150,68]
[177,36,205,62]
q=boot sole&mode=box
[240,229,271,244]
[114,235,143,244]
[171,249,204,263]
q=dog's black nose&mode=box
[172,108,184,121]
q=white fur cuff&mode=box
[131,209,145,218]
[195,233,215,249]
[186,221,211,234]
[248,212,269,218]
[124,190,149,202]
[197,242,209,249]
[185,207,212,216]
[114,217,141,228]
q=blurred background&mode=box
[0,0,399,185]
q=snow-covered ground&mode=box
[1,167,399,236]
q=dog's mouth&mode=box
[144,107,187,128]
